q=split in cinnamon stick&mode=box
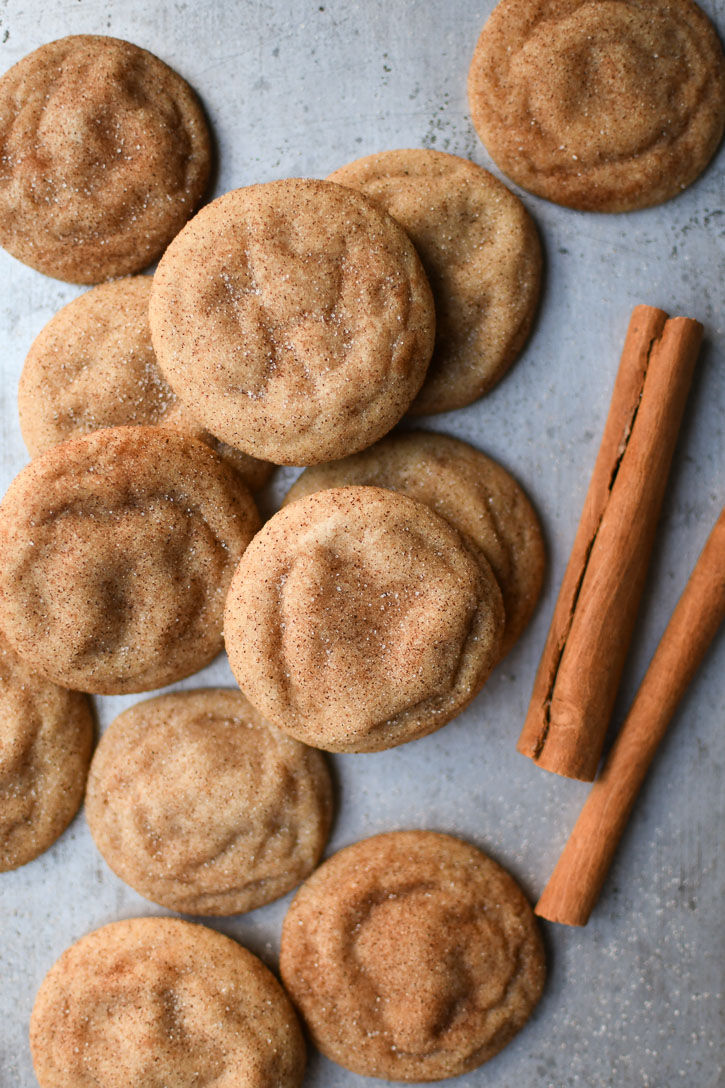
[518,305,703,780]
[536,507,725,926]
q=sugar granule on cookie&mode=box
[329,149,541,412]
[18,277,273,492]
[468,0,725,212]
[225,486,504,752]
[0,426,260,694]
[150,178,436,466]
[86,689,333,915]
[0,633,93,872]
[30,917,306,1088]
[0,35,211,283]
[285,430,546,658]
[280,830,546,1081]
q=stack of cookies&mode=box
[0,19,581,1087]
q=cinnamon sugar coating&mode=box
[0,632,93,871]
[284,431,546,657]
[225,487,504,753]
[0,426,259,694]
[30,917,306,1088]
[18,277,273,492]
[150,179,436,465]
[86,689,333,915]
[329,149,541,412]
[280,830,546,1081]
[468,0,725,212]
[0,36,211,282]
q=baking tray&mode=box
[1,1,723,1084]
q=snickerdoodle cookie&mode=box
[150,179,436,465]
[0,426,259,695]
[284,432,545,657]
[86,689,333,915]
[30,917,306,1088]
[468,0,725,212]
[0,633,93,871]
[0,36,211,283]
[329,149,541,412]
[280,830,546,1081]
[225,487,504,753]
[18,277,273,492]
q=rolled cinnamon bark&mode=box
[536,508,725,926]
[518,306,703,780]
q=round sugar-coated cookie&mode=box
[0,633,93,871]
[329,149,541,413]
[85,689,333,915]
[225,487,504,753]
[467,0,725,212]
[280,830,546,1081]
[0,35,211,283]
[150,178,436,465]
[0,426,260,695]
[30,917,306,1088]
[18,277,273,492]
[284,431,545,657]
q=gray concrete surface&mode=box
[0,1,723,1085]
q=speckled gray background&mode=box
[0,1,724,1085]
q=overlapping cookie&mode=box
[284,430,545,657]
[0,35,211,282]
[225,486,504,752]
[330,149,541,412]
[150,178,436,465]
[0,426,259,694]
[31,918,306,1088]
[281,830,546,1081]
[0,633,93,871]
[468,0,725,211]
[86,689,333,915]
[18,277,273,492]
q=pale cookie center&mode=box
[353,890,473,1054]
[515,3,695,161]
[123,722,291,873]
[195,203,411,406]
[20,501,221,668]
[279,531,478,729]
[6,50,194,231]
[73,966,229,1085]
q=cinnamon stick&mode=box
[536,508,725,926]
[518,306,703,780]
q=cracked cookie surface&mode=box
[284,431,545,657]
[0,426,259,694]
[468,0,725,211]
[19,277,273,492]
[0,35,210,282]
[225,486,504,752]
[329,149,541,412]
[280,830,546,1081]
[0,632,93,871]
[150,178,435,465]
[31,917,306,1088]
[86,689,333,915]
